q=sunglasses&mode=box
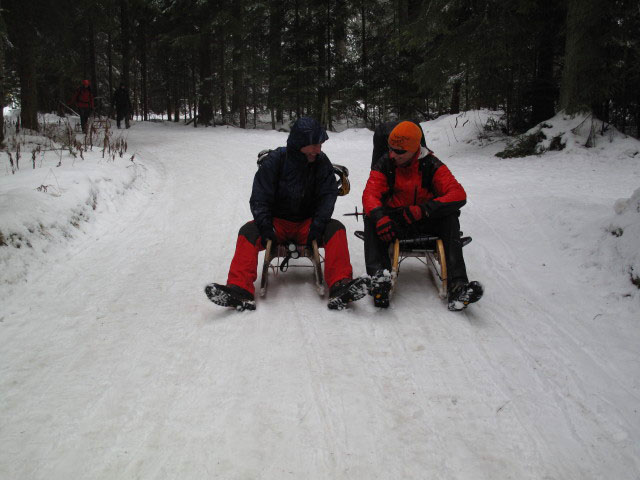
[388,146,408,155]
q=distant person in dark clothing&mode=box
[71,79,94,133]
[111,83,132,129]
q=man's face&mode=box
[389,147,417,166]
[300,143,322,162]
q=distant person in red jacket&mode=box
[362,121,483,311]
[71,79,94,133]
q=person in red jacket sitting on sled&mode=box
[362,121,483,311]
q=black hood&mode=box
[286,117,329,152]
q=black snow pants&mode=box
[116,108,130,129]
[78,107,91,133]
[364,210,469,285]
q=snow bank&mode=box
[0,118,145,297]
[536,112,640,157]
[495,111,640,160]
[420,110,505,151]
[503,112,640,291]
[601,187,640,288]
[330,110,506,159]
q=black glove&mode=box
[306,223,324,247]
[401,205,426,225]
[259,225,276,244]
[376,216,397,242]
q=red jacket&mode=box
[362,148,466,222]
[71,86,94,109]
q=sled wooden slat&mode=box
[435,238,447,297]
[259,239,325,297]
[370,232,455,301]
[390,239,401,295]
[259,239,272,297]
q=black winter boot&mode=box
[448,281,483,311]
[370,269,392,308]
[205,283,256,311]
[328,277,370,310]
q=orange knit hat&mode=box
[388,121,422,153]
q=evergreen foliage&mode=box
[495,130,546,158]
[0,0,638,137]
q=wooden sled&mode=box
[259,239,325,297]
[355,231,471,299]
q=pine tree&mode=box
[0,0,6,146]
[4,0,39,131]
[560,0,610,114]
[268,0,284,128]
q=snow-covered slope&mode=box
[1,114,639,479]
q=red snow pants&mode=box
[227,217,353,295]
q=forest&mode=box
[1,0,639,140]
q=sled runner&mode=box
[354,230,471,299]
[259,239,325,297]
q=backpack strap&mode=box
[256,148,286,201]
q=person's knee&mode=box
[323,219,346,242]
[238,221,260,245]
[437,213,462,231]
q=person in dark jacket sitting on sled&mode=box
[362,120,483,311]
[205,117,369,311]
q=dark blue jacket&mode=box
[250,118,337,236]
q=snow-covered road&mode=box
[1,118,639,479]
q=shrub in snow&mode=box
[0,113,142,298]
[496,130,547,158]
[495,112,632,159]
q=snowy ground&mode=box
[1,112,639,479]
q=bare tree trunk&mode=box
[450,77,461,114]
[361,2,368,126]
[239,84,246,129]
[199,30,213,126]
[252,80,257,128]
[294,0,301,118]
[107,32,113,98]
[333,0,347,59]
[560,0,608,114]
[325,0,333,131]
[89,21,98,104]
[133,61,139,119]
[531,0,558,125]
[5,1,38,131]
[465,68,469,111]
[173,67,180,122]
[138,19,148,121]
[0,0,5,146]
[231,0,245,127]
[218,27,227,122]
[395,0,413,119]
[268,0,283,130]
[120,0,130,88]
[192,60,198,127]
[315,3,327,125]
